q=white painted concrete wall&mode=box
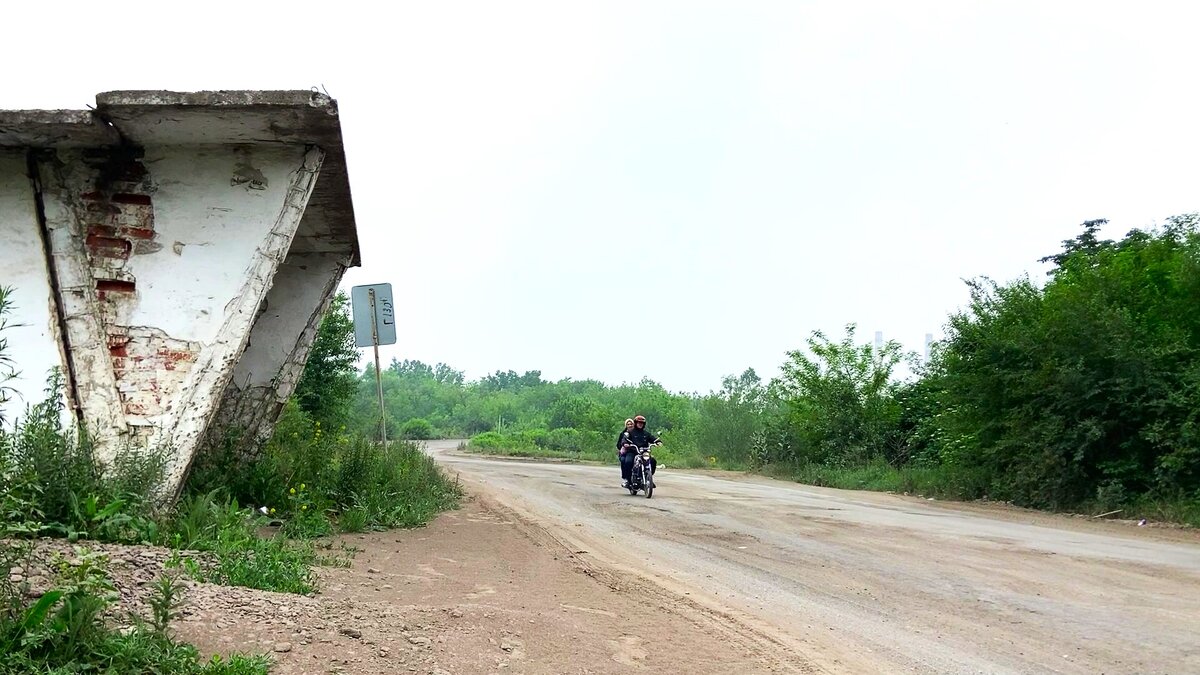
[0,150,64,426]
[214,252,345,445]
[3,137,340,498]
[129,145,310,343]
[233,253,344,388]
[154,146,325,493]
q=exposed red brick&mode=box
[110,193,153,205]
[96,279,136,294]
[123,227,155,240]
[85,201,120,216]
[108,342,129,358]
[86,234,132,258]
[82,191,152,205]
[88,224,120,238]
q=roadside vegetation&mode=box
[354,216,1200,526]
[0,287,460,672]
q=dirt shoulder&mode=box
[170,492,796,674]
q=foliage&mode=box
[687,369,767,467]
[399,418,435,440]
[774,325,910,467]
[928,215,1200,509]
[161,492,319,594]
[0,286,19,429]
[294,292,358,429]
[0,378,323,597]
[191,401,461,536]
[0,544,269,674]
[0,374,164,543]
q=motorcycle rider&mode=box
[616,418,635,486]
[618,415,659,487]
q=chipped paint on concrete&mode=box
[109,327,202,435]
[37,153,130,447]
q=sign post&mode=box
[351,283,396,448]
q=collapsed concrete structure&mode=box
[0,91,360,497]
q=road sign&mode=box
[350,283,396,348]
[350,282,396,449]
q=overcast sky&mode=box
[6,1,1199,393]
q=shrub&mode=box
[399,418,435,440]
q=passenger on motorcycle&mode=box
[616,418,635,485]
[617,415,659,488]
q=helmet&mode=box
[624,418,634,426]
[634,415,646,423]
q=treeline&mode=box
[343,216,1200,523]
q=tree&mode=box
[932,215,1200,507]
[389,359,435,380]
[433,363,465,386]
[776,324,907,465]
[1039,219,1113,272]
[692,369,766,463]
[294,292,359,428]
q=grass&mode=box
[464,441,611,463]
[190,403,462,535]
[0,543,270,675]
[760,460,1200,527]
[761,459,991,500]
[1122,496,1200,528]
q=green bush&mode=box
[541,427,583,452]
[399,418,435,440]
[470,431,532,451]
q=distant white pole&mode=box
[924,333,934,364]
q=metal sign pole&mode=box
[368,288,387,449]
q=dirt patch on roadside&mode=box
[12,493,797,674]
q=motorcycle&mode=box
[625,442,659,498]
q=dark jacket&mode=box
[616,429,634,451]
[624,427,659,449]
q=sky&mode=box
[5,1,1200,393]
